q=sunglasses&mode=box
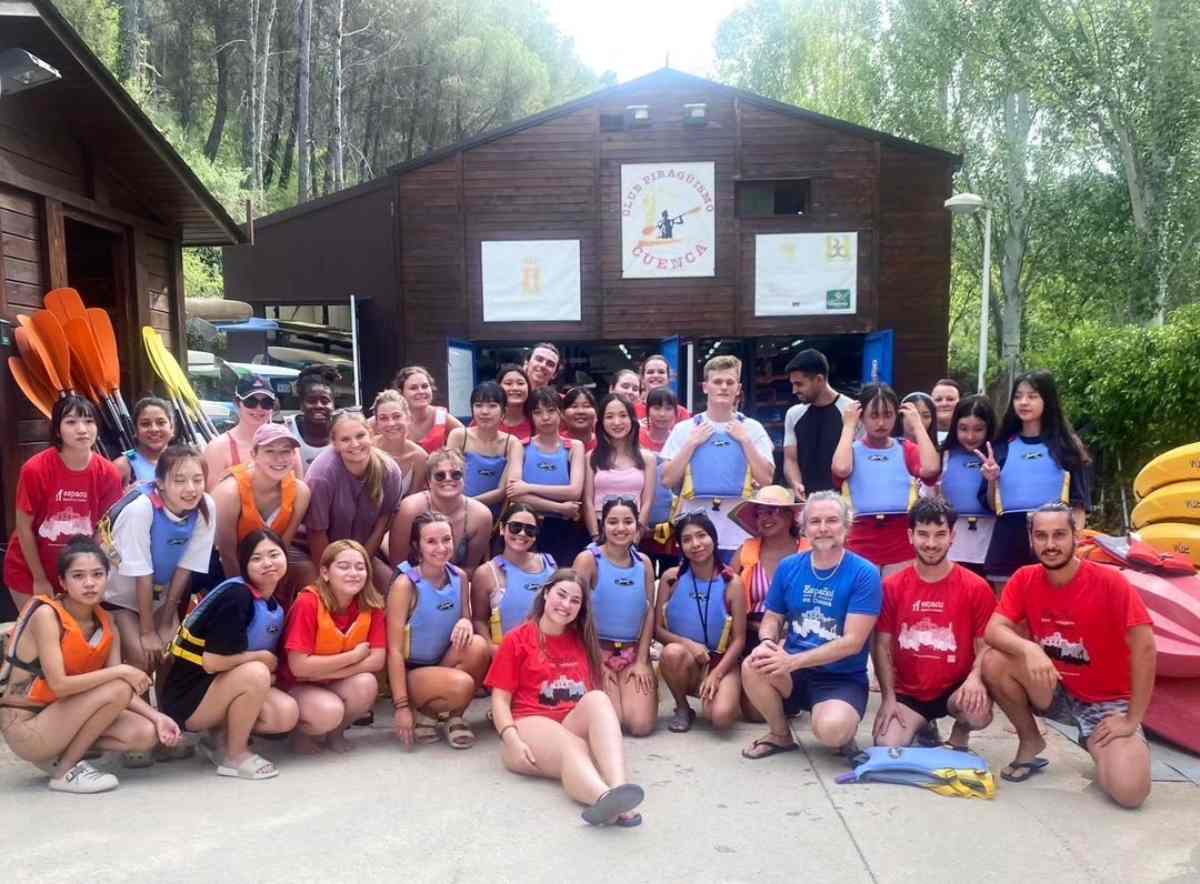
[602,495,638,509]
[432,469,464,482]
[505,521,539,538]
[240,396,275,410]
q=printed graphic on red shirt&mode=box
[538,674,588,708]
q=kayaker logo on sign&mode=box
[621,162,716,278]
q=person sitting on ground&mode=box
[113,396,176,486]
[279,540,386,754]
[931,378,961,445]
[388,512,488,750]
[285,365,339,475]
[0,537,181,794]
[982,502,1153,807]
[740,492,881,760]
[872,498,995,751]
[390,449,493,576]
[212,424,313,607]
[161,529,300,780]
[486,568,646,827]
[781,348,852,500]
[573,497,657,737]
[204,375,302,490]
[471,504,557,653]
[655,513,746,734]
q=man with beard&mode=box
[872,498,995,751]
[983,502,1154,807]
[523,342,561,391]
[782,349,851,500]
[740,492,881,759]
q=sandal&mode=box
[216,752,278,780]
[581,783,645,826]
[1001,757,1049,783]
[445,716,476,750]
[741,735,798,760]
[413,712,441,745]
[612,812,643,828]
[668,706,696,733]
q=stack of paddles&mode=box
[141,326,218,446]
[6,287,135,457]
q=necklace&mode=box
[810,550,846,582]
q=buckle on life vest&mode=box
[711,498,723,512]
[153,584,166,600]
[873,513,886,523]
[967,516,978,532]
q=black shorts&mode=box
[896,689,957,723]
[783,670,869,718]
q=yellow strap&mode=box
[169,643,204,666]
[489,607,502,644]
[179,625,206,648]
[717,615,732,654]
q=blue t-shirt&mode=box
[764,550,882,677]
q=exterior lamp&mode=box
[944,192,992,394]
[0,49,61,97]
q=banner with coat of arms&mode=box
[753,232,858,316]
[481,240,581,322]
[620,162,716,278]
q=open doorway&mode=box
[63,215,133,393]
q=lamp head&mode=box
[0,49,61,97]
[944,192,986,216]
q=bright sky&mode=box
[542,0,747,83]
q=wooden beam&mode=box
[43,197,67,289]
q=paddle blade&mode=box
[31,310,72,390]
[64,316,107,392]
[14,314,65,391]
[13,327,56,392]
[8,357,55,419]
[85,307,121,389]
[44,287,87,325]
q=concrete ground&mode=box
[1,691,1197,884]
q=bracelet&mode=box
[392,697,410,709]
[498,724,517,740]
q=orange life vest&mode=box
[737,537,810,607]
[233,463,297,541]
[25,596,114,706]
[299,587,373,655]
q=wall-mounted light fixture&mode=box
[0,49,62,98]
[625,104,650,128]
[683,103,707,127]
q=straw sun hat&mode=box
[727,485,805,536]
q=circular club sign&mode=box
[620,162,715,279]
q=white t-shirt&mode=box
[661,412,775,550]
[104,493,216,611]
[286,414,329,476]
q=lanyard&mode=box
[691,570,718,647]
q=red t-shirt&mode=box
[879,564,996,701]
[997,560,1151,703]
[471,417,532,445]
[845,439,937,567]
[638,426,671,454]
[559,428,597,453]
[635,400,690,424]
[4,448,122,594]
[485,620,594,722]
[278,590,386,686]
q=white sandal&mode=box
[49,761,119,794]
[216,752,278,780]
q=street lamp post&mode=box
[944,192,992,394]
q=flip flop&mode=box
[216,752,278,781]
[1001,757,1049,783]
[741,736,799,760]
[668,706,695,733]
[612,812,643,828]
[581,783,645,826]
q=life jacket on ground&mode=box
[589,544,647,645]
[837,746,996,799]
[940,449,991,517]
[292,587,372,656]
[664,568,733,653]
[994,437,1069,515]
[232,463,297,541]
[97,482,201,599]
[681,415,754,501]
[170,578,285,666]
[395,562,462,664]
[488,554,556,643]
[844,440,917,517]
[1,596,114,707]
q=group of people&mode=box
[0,341,1152,819]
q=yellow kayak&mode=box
[1136,523,1200,566]
[1131,481,1200,529]
[1134,442,1200,499]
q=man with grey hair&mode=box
[740,491,882,759]
[983,502,1154,807]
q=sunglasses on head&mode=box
[505,521,539,538]
[432,469,464,482]
[240,396,275,410]
[602,495,638,509]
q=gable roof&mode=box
[387,67,962,177]
[1,1,244,245]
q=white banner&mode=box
[481,240,581,322]
[621,162,716,278]
[754,232,858,316]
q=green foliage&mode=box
[53,0,119,70]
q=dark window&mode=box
[735,180,810,217]
[599,113,624,131]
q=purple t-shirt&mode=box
[303,448,405,542]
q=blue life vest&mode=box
[845,440,917,517]
[464,450,507,498]
[837,746,995,799]
[665,569,730,651]
[245,596,286,652]
[124,449,157,484]
[522,440,570,486]
[682,415,753,499]
[397,561,462,665]
[995,437,1069,515]
[647,455,674,526]
[493,554,557,639]
[99,482,200,589]
[170,577,284,665]
[589,545,647,644]
[940,450,990,517]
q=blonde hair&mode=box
[372,388,409,417]
[704,354,742,378]
[314,539,384,611]
[427,447,465,475]
[330,410,388,509]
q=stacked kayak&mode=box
[1132,443,1200,566]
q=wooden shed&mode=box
[0,1,244,554]
[224,68,960,436]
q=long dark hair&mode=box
[496,364,532,421]
[996,370,1089,471]
[407,510,454,566]
[591,394,644,472]
[675,512,720,577]
[942,395,997,455]
[527,568,602,684]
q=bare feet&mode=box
[292,731,324,755]
[325,729,355,753]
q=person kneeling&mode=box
[655,513,746,733]
[1,538,181,793]
[872,498,995,751]
[280,540,386,754]
[741,492,881,760]
[486,569,645,827]
[388,512,488,750]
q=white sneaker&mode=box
[48,761,119,794]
